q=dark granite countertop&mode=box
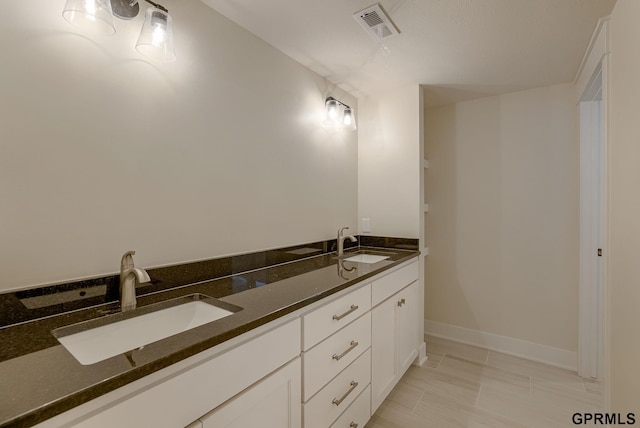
[0,244,418,427]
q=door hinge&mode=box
[598,249,603,257]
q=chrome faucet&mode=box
[337,227,357,257]
[119,250,151,312]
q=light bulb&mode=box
[343,107,357,131]
[85,0,96,18]
[151,15,167,45]
[343,109,353,126]
[135,7,175,61]
[327,99,339,120]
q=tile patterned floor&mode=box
[365,336,603,428]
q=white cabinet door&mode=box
[371,296,396,413]
[396,281,419,374]
[200,358,301,428]
[371,281,420,414]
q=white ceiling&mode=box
[200,0,616,106]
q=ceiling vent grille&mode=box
[353,4,400,41]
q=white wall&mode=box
[0,0,358,291]
[357,85,421,238]
[608,0,640,411]
[424,83,580,356]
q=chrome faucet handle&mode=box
[338,226,350,238]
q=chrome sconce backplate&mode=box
[110,0,140,20]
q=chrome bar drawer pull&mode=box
[332,304,359,321]
[332,341,359,361]
[332,381,359,406]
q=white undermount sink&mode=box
[54,294,240,365]
[342,254,390,264]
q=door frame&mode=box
[576,17,609,383]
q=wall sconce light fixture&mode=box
[324,97,357,131]
[62,0,176,62]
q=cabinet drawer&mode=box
[371,261,418,307]
[303,284,371,351]
[329,385,371,428]
[303,312,371,400]
[304,350,370,428]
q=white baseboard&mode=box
[414,342,427,367]
[424,320,577,371]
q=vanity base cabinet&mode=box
[198,357,301,428]
[371,280,419,413]
[31,258,420,428]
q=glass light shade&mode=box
[62,0,116,36]
[326,99,339,120]
[343,107,357,131]
[323,99,341,127]
[135,8,176,62]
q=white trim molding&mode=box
[425,320,578,371]
[415,342,427,367]
[575,15,609,384]
[575,16,610,100]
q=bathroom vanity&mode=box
[0,239,422,428]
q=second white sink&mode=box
[55,295,239,365]
[342,254,389,264]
